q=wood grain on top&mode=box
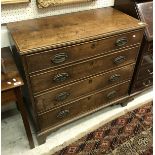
[7,7,146,54]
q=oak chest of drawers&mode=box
[114,0,153,94]
[7,7,145,144]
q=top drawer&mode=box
[26,30,143,74]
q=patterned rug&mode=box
[53,102,153,155]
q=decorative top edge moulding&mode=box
[1,0,30,5]
[37,0,95,8]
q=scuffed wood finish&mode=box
[35,64,134,113]
[7,7,145,54]
[7,8,145,145]
[30,47,139,94]
[26,30,143,73]
[38,81,130,130]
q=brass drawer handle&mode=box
[116,37,128,47]
[55,92,70,102]
[53,73,69,83]
[109,74,121,82]
[57,109,70,118]
[114,56,126,64]
[143,80,151,87]
[52,52,68,64]
[107,91,117,99]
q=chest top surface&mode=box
[7,7,145,55]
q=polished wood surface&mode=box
[1,47,34,149]
[26,30,143,73]
[38,81,129,130]
[7,8,145,145]
[35,64,134,113]
[7,7,145,54]
[30,47,139,94]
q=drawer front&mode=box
[137,65,153,81]
[35,64,134,112]
[38,81,129,130]
[133,77,153,92]
[141,53,153,66]
[26,30,143,73]
[30,46,139,94]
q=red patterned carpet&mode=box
[53,102,153,155]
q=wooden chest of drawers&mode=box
[7,7,145,144]
[114,0,153,94]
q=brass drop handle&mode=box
[115,37,128,47]
[52,52,68,64]
[53,73,69,83]
[147,69,153,75]
[114,56,126,64]
[109,74,121,82]
[57,109,70,118]
[55,92,70,102]
[107,91,117,99]
[143,80,151,87]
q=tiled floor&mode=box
[1,89,153,155]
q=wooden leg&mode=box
[37,134,47,145]
[15,87,35,149]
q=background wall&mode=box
[1,0,114,47]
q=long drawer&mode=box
[26,30,143,73]
[38,81,129,130]
[30,46,139,94]
[35,64,134,113]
